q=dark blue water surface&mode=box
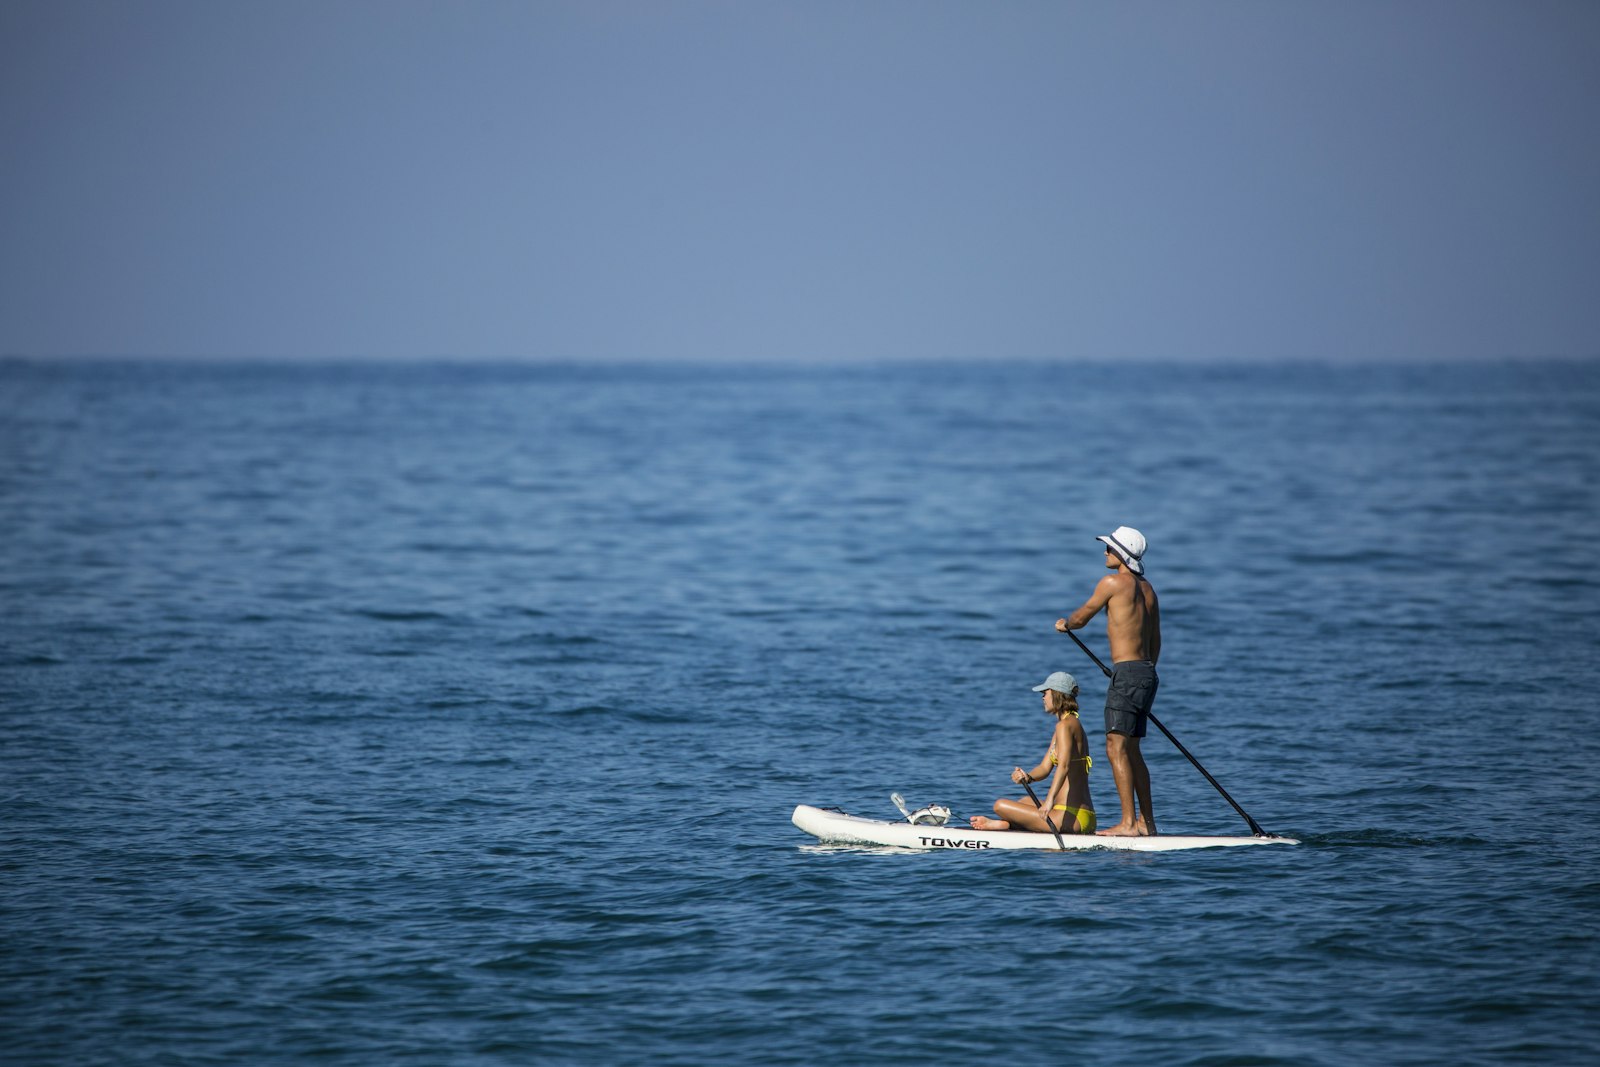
[3,358,1598,1065]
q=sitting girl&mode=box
[969,672,1096,834]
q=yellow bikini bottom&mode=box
[1051,804,1097,834]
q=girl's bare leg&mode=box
[994,796,1063,833]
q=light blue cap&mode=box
[1031,671,1078,694]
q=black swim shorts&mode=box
[1104,660,1159,738]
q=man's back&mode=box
[1103,572,1160,664]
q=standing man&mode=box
[1056,526,1160,837]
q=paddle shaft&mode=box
[1061,626,1269,837]
[1019,780,1067,850]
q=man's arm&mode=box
[1056,575,1119,632]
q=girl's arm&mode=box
[1013,742,1055,787]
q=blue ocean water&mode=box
[2,358,1598,1065]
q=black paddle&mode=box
[1061,626,1270,837]
[1019,779,1067,851]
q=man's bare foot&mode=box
[1097,820,1155,837]
[969,816,1010,830]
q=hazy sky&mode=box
[3,1,1597,363]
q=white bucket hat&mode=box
[1096,526,1147,575]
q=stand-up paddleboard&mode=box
[793,804,1298,852]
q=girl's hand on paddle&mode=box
[1055,618,1070,633]
[1011,767,1029,785]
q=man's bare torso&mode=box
[1103,572,1161,664]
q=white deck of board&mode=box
[793,804,1298,851]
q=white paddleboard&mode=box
[792,804,1298,852]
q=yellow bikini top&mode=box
[1047,744,1092,770]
